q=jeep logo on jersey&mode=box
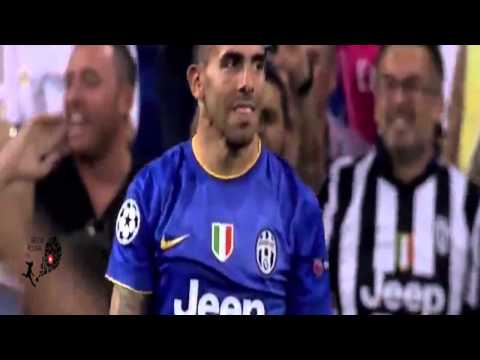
[116,199,141,246]
[212,223,234,262]
[360,277,447,315]
[174,279,266,315]
[256,229,277,276]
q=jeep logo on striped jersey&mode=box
[212,223,234,263]
[360,276,447,315]
[256,229,277,276]
[174,279,266,315]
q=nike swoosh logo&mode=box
[160,234,190,251]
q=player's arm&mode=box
[110,284,151,315]
[106,170,156,314]
[287,190,332,315]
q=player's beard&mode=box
[204,101,255,152]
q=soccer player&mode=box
[321,45,480,315]
[106,45,331,315]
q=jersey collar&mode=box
[374,138,441,189]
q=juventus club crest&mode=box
[256,229,277,276]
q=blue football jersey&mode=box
[106,140,331,315]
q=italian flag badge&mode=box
[212,223,234,262]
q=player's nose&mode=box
[238,68,255,95]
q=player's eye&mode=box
[221,53,242,70]
[254,59,265,72]
[82,70,101,88]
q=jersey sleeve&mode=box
[106,170,156,294]
[287,189,332,315]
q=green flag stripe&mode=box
[213,224,220,255]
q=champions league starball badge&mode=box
[116,199,141,246]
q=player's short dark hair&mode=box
[377,45,444,81]
[112,45,137,87]
[264,61,292,130]
[192,45,213,65]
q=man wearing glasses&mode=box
[319,45,479,315]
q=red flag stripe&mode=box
[225,225,232,256]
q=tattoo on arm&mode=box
[109,284,150,315]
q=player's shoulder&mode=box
[129,141,190,192]
[264,150,319,211]
[264,149,299,188]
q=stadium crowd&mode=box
[0,45,478,315]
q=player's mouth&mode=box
[233,101,256,114]
[67,112,88,137]
[69,112,85,125]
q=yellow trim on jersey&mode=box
[191,135,262,180]
[105,275,153,295]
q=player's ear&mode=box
[118,84,134,118]
[187,64,203,100]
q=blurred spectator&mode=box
[0,116,67,314]
[25,45,141,314]
[320,45,479,315]
[258,61,295,164]
[330,46,379,160]
[269,45,337,193]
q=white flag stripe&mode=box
[219,225,225,259]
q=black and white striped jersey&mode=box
[319,143,480,315]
